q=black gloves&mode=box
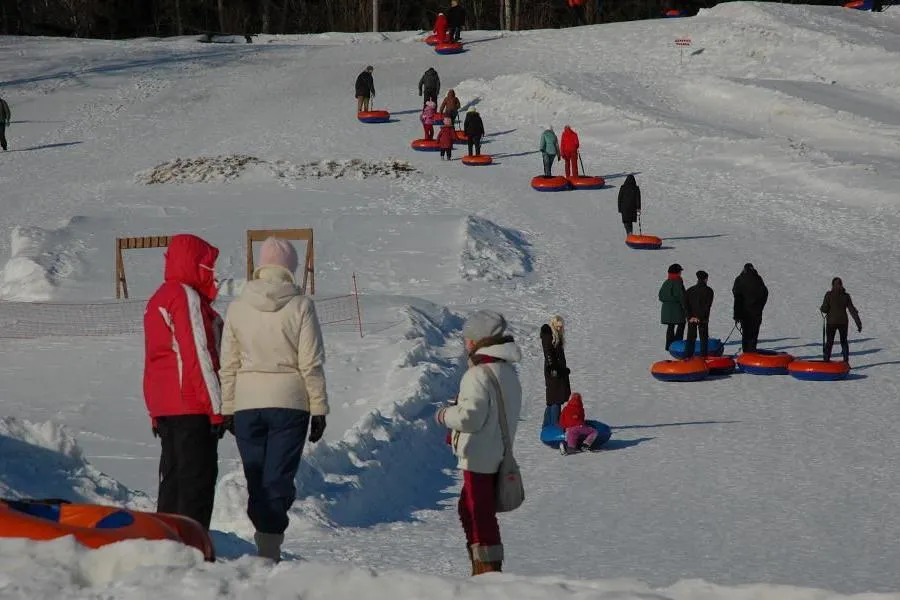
[210,416,233,439]
[309,415,327,443]
[152,425,160,438]
[549,368,570,379]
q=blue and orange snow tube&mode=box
[736,350,794,375]
[461,154,493,166]
[843,0,871,9]
[625,234,662,249]
[705,355,736,376]
[0,498,215,561]
[540,419,612,449]
[423,34,442,46]
[531,175,571,192]
[430,113,446,125]
[357,110,391,124]
[669,338,724,359]
[788,360,850,381]
[411,139,441,151]
[435,42,465,55]
[650,357,709,382]
[567,175,606,190]
[664,8,684,17]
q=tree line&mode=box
[0,0,849,39]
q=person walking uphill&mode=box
[419,68,441,108]
[820,277,862,364]
[659,264,686,351]
[617,174,641,236]
[439,89,462,128]
[0,96,10,151]
[683,271,714,359]
[219,237,329,562]
[463,109,484,156]
[447,0,466,41]
[560,125,580,178]
[355,66,375,113]
[438,117,455,160]
[539,126,560,177]
[143,233,225,531]
[732,263,768,352]
[540,316,570,428]
[436,310,522,575]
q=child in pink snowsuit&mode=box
[559,393,598,453]
[421,100,437,140]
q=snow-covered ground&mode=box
[2,3,900,597]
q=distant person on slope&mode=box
[540,315,570,428]
[732,263,768,352]
[439,89,462,128]
[0,96,10,151]
[436,310,523,575]
[355,65,375,113]
[539,126,560,177]
[463,108,484,156]
[419,67,441,108]
[568,0,587,26]
[559,125,580,178]
[143,233,225,531]
[558,393,598,454]
[683,270,714,359]
[433,12,450,44]
[447,0,466,41]
[617,174,641,236]
[219,237,329,563]
[659,263,686,351]
[820,277,862,364]
[421,100,437,140]
[438,116,455,160]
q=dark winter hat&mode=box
[667,263,683,274]
[744,263,755,272]
[697,270,709,281]
[366,65,374,72]
[462,309,507,342]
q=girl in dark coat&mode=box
[820,277,862,364]
[659,264,686,350]
[617,174,641,235]
[540,315,570,428]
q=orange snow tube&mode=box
[0,499,215,561]
[787,360,850,381]
[705,355,736,375]
[461,154,493,166]
[625,234,662,249]
[454,130,469,142]
[567,175,606,190]
[650,357,709,382]
[736,350,794,375]
[357,110,391,123]
[531,175,571,192]
[424,34,441,45]
[411,139,441,152]
[435,42,465,55]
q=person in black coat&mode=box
[732,263,768,352]
[463,109,484,156]
[617,174,641,235]
[418,68,441,108]
[683,271,714,358]
[0,96,10,151]
[355,66,375,113]
[540,316,570,428]
[447,0,466,42]
[820,277,862,364]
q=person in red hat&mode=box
[558,393,598,454]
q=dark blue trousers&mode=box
[233,408,310,534]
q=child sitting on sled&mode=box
[558,392,598,454]
[421,100,437,140]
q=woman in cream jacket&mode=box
[219,237,328,562]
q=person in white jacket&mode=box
[436,309,522,576]
[219,237,329,562]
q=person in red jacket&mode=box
[559,125,580,178]
[143,233,226,530]
[438,116,455,160]
[434,12,450,44]
[568,0,586,26]
[558,392,598,454]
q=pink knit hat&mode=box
[258,237,299,274]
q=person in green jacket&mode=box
[539,126,559,177]
[659,263,686,351]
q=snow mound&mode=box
[460,216,532,281]
[0,416,153,509]
[136,155,417,185]
[212,299,464,533]
[0,221,91,302]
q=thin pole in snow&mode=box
[353,272,364,338]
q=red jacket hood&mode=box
[559,394,586,428]
[164,234,219,300]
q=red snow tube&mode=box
[435,42,465,55]
[567,175,606,190]
[788,360,850,381]
[705,355,736,375]
[424,34,441,45]
[357,110,391,124]
[625,234,662,249]
[736,350,794,375]
[462,154,493,166]
[454,130,469,142]
[531,175,571,192]
[430,113,445,125]
[650,357,709,382]
[411,139,441,151]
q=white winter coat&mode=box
[219,265,329,416]
[439,340,522,474]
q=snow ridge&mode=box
[460,215,532,281]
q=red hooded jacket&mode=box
[143,234,224,425]
[434,13,449,42]
[559,393,586,429]
[560,126,580,159]
[438,124,455,149]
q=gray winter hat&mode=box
[462,309,507,342]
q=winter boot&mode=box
[254,532,284,563]
[470,543,503,575]
[473,560,502,574]
[466,545,475,576]
[559,441,569,456]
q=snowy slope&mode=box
[2,2,900,597]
